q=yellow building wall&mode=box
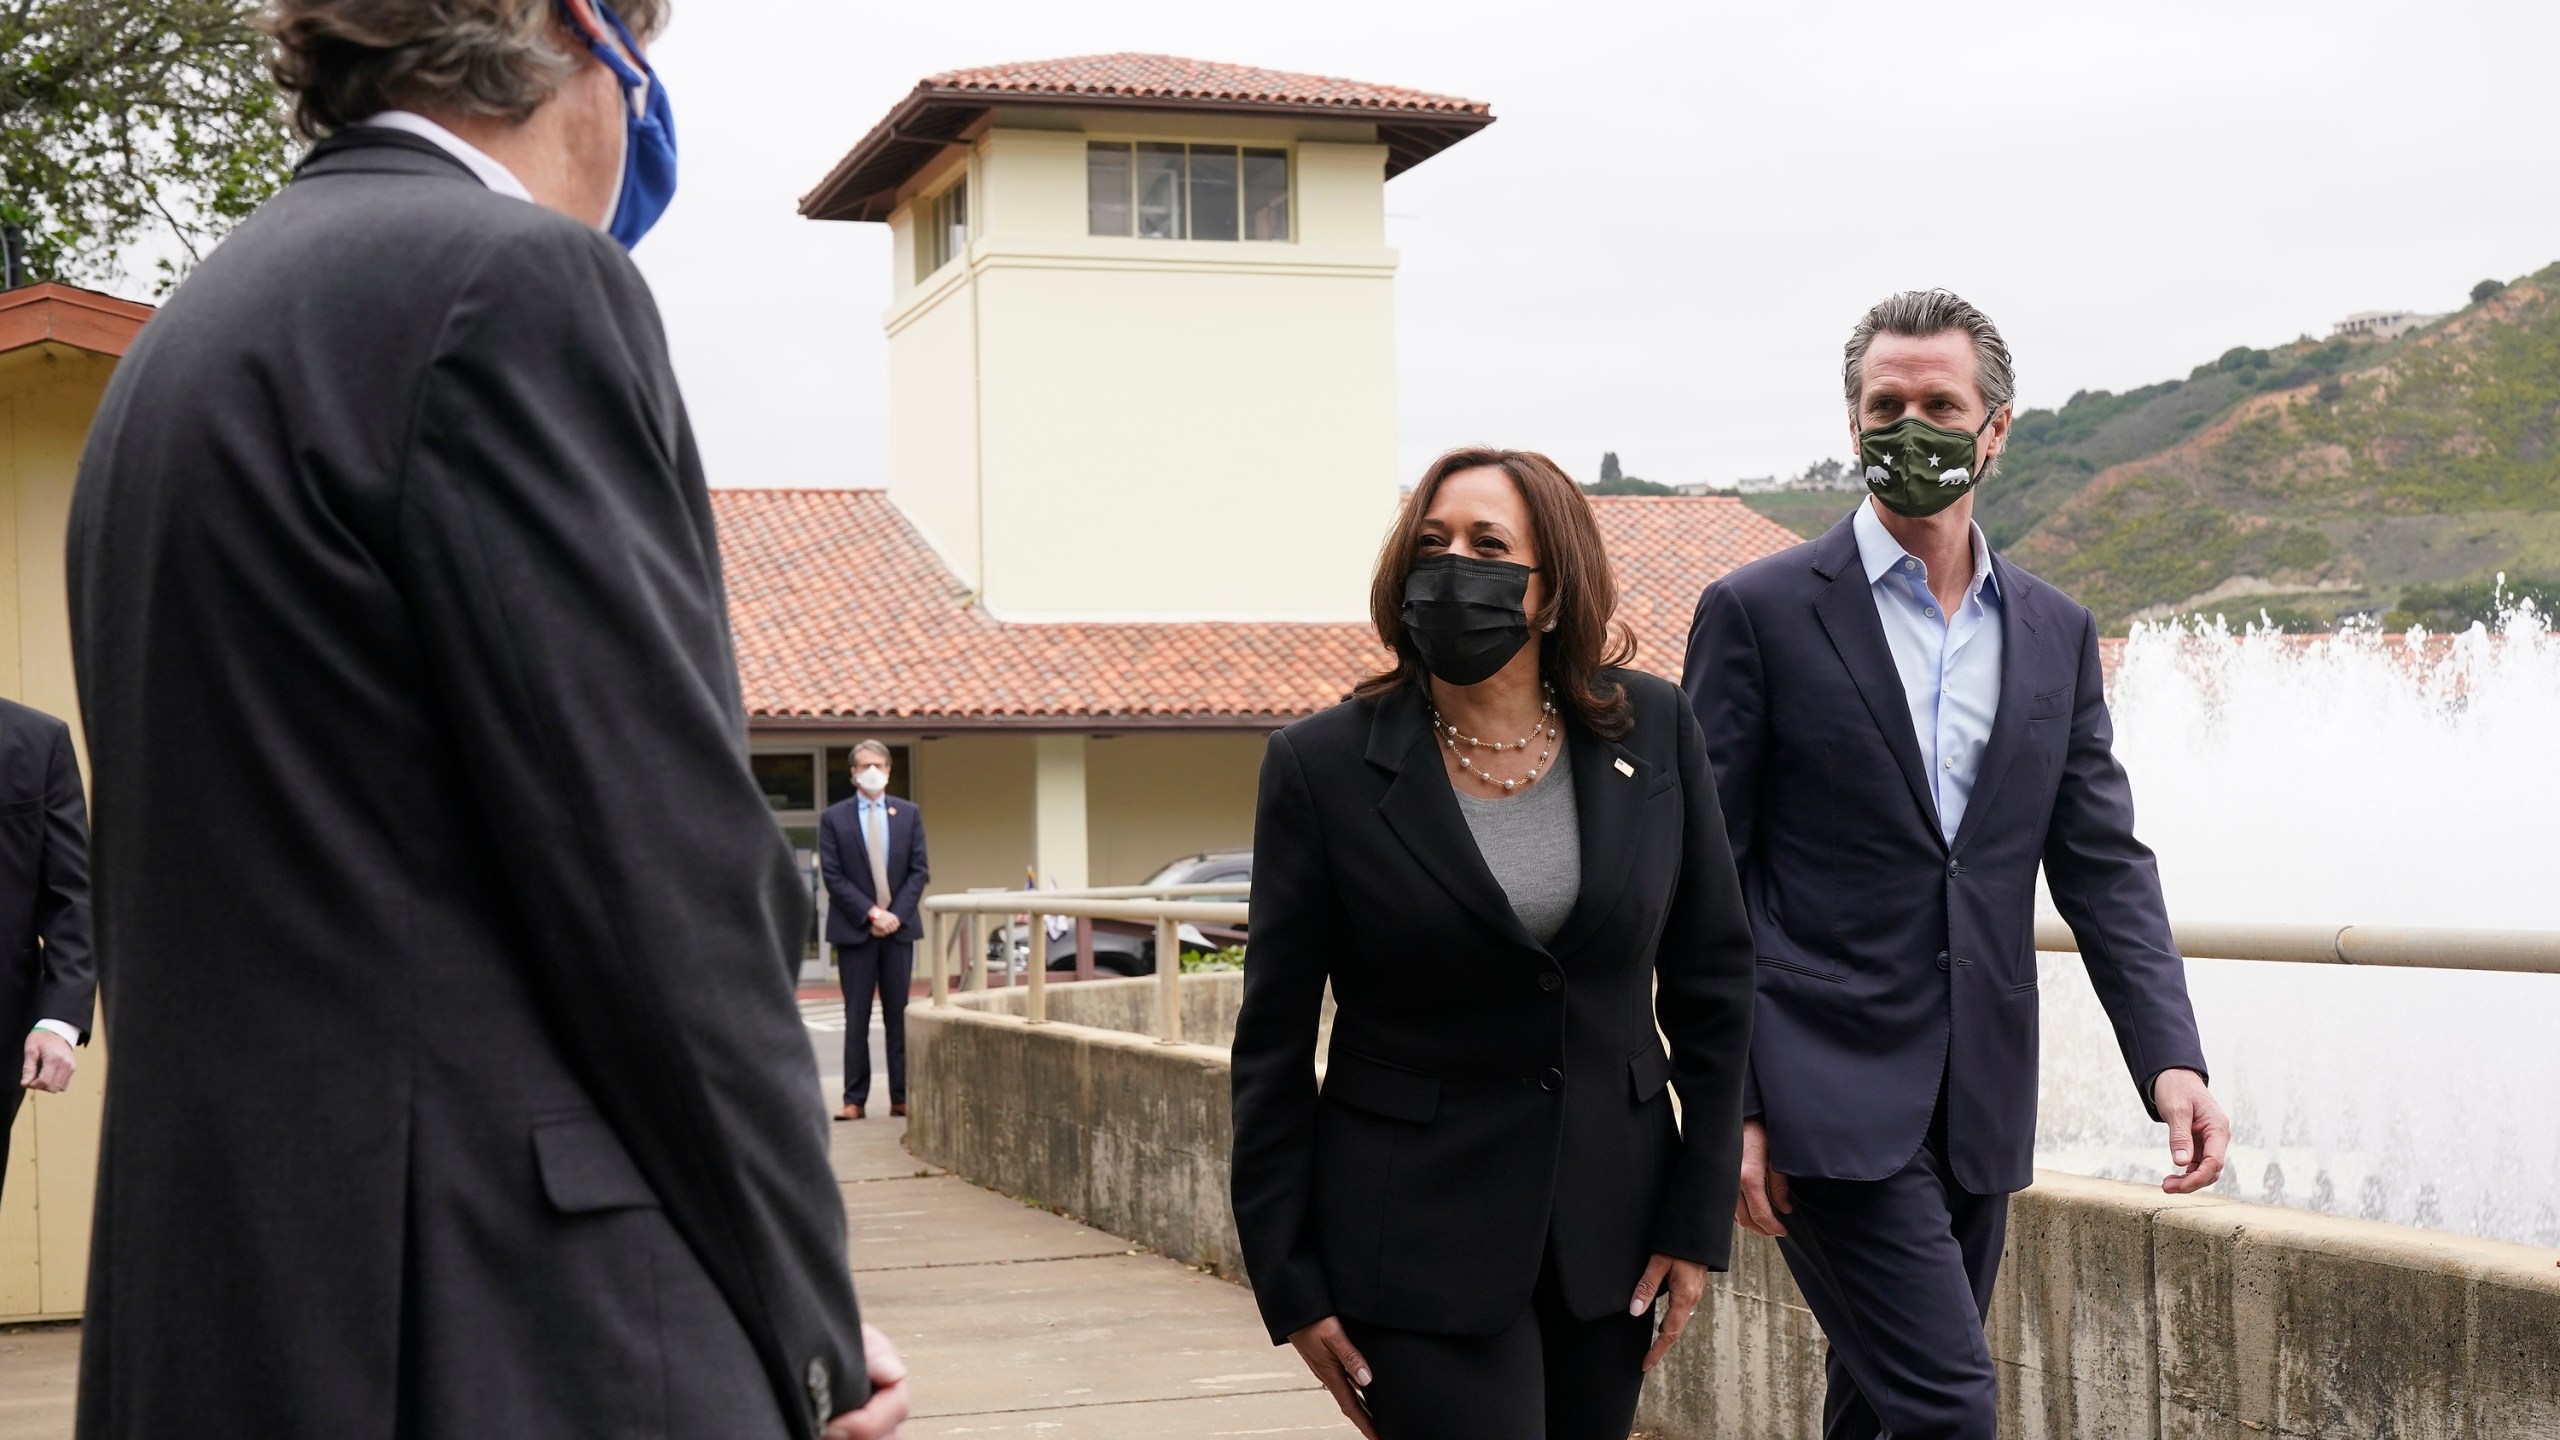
[1084,732,1266,886]
[0,341,114,1322]
[906,733,1036,896]
[878,116,1402,624]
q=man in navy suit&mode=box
[0,699,95,1207]
[818,742,929,1121]
[1683,290,2230,1440]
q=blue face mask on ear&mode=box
[561,0,676,248]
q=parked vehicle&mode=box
[983,848,1252,978]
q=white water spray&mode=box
[2034,601,2560,1246]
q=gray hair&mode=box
[851,740,895,766]
[262,0,671,141]
[1841,289,2017,417]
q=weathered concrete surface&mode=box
[912,982,2560,1440]
[909,996,1248,1280]
[0,1325,78,1440]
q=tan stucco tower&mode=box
[802,54,1494,625]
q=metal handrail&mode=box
[922,889,1249,1035]
[2033,918,2560,975]
[916,884,2560,1045]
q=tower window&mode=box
[919,177,968,280]
[1088,142,1290,242]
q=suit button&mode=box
[1936,952,1951,972]
[805,1358,833,1425]
[1538,972,1563,992]
[1540,1067,1563,1092]
[1947,860,1965,876]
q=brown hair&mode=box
[261,0,672,141]
[1356,447,1637,740]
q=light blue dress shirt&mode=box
[1851,500,2004,845]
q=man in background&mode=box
[0,698,94,1206]
[66,0,905,1434]
[1684,290,2227,1439]
[819,742,929,1121]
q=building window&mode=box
[1088,142,1289,242]
[918,177,968,281]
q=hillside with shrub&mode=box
[1744,263,2560,629]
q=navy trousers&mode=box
[1773,1091,2009,1440]
[836,939,913,1107]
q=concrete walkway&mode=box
[0,1011,1344,1438]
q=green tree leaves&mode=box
[2,0,294,293]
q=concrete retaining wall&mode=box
[907,978,2560,1439]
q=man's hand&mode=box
[2154,1068,2228,1195]
[20,1030,75,1093]
[1735,1117,1791,1237]
[1629,1253,1709,1373]
[868,907,901,938]
[1286,1316,1378,1440]
[823,1323,912,1440]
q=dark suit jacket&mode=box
[0,699,94,1044]
[67,129,862,1438]
[817,797,928,948]
[1681,512,2208,1195]
[1229,670,1756,1343]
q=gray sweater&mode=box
[1453,739,1581,943]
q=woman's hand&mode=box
[1628,1254,1709,1373]
[1286,1316,1379,1440]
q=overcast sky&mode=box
[630,0,2560,490]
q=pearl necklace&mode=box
[1430,683,1560,793]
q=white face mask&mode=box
[855,766,889,796]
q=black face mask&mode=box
[1400,553,1537,687]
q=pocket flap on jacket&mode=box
[532,1116,660,1214]
[1321,1051,1440,1124]
[1628,1046,1674,1102]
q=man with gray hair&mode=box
[1682,291,2228,1438]
[67,2,907,1436]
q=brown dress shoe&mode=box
[835,1103,865,1121]
[890,1103,907,1118]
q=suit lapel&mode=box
[845,806,879,895]
[1544,717,1650,964]
[1949,556,2042,857]
[1366,686,1544,955]
[1808,521,1944,845]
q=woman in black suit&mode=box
[1230,448,1758,1439]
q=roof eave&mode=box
[800,89,1495,224]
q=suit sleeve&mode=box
[891,813,930,925]
[817,810,875,918]
[33,722,96,1038]
[1683,579,1768,1118]
[391,224,863,1432]
[1647,687,1758,1268]
[2041,608,2208,1118]
[1228,731,1343,1343]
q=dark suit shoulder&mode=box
[1271,691,1377,760]
[0,697,69,742]
[1989,552,2088,636]
[1709,533,1830,607]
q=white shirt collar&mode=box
[1850,498,1999,600]
[358,111,534,205]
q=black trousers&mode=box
[0,1080,21,1209]
[1773,1091,2009,1440]
[836,940,912,1107]
[1339,1248,1654,1440]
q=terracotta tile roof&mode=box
[801,53,1495,222]
[920,54,1490,117]
[715,489,1799,725]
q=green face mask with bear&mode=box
[1858,413,1998,518]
